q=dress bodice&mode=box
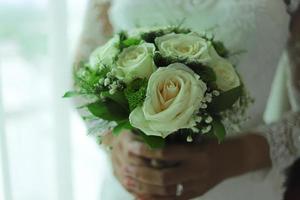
[109,0,290,130]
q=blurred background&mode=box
[0,0,108,200]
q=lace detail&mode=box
[286,0,300,13]
[74,0,112,64]
[258,112,300,172]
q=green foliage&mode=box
[212,41,230,58]
[73,62,111,96]
[118,31,142,51]
[153,52,171,67]
[121,38,141,48]
[118,31,128,42]
[62,91,81,98]
[186,62,217,83]
[140,26,191,44]
[153,52,194,67]
[113,120,133,136]
[141,30,165,43]
[208,86,243,113]
[101,91,129,109]
[211,119,226,142]
[125,79,148,111]
[87,100,129,122]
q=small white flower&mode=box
[98,78,105,85]
[109,88,117,95]
[204,94,213,103]
[195,116,202,123]
[106,72,113,78]
[104,78,110,86]
[201,104,208,109]
[186,135,193,142]
[212,90,220,96]
[205,116,213,123]
[191,126,199,132]
[202,125,212,134]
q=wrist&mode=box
[216,134,272,181]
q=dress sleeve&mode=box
[257,2,300,173]
[285,0,300,14]
[72,0,113,142]
[73,0,112,64]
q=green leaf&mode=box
[63,91,80,98]
[139,132,165,149]
[122,38,141,47]
[87,100,129,122]
[125,79,148,111]
[113,120,133,136]
[208,86,243,112]
[189,65,217,83]
[212,119,226,142]
[141,30,165,43]
[212,41,229,58]
[101,91,129,110]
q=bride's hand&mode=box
[122,134,271,200]
[110,131,150,194]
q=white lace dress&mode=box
[76,0,300,199]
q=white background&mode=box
[0,0,108,199]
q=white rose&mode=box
[210,58,241,91]
[89,35,120,69]
[115,43,156,83]
[129,63,207,138]
[155,32,213,63]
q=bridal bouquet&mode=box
[65,26,250,148]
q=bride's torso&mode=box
[102,0,290,199]
[109,0,290,130]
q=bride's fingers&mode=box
[137,191,201,200]
[123,165,194,186]
[124,177,177,196]
[128,141,195,161]
[135,181,207,200]
[128,179,204,199]
[127,153,149,166]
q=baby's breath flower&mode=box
[204,93,213,103]
[98,78,105,85]
[186,135,193,142]
[104,78,110,86]
[106,72,113,78]
[201,103,208,109]
[109,88,117,95]
[201,125,212,134]
[212,90,220,96]
[191,126,199,133]
[195,116,202,123]
[205,116,213,123]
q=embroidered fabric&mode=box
[258,111,300,173]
